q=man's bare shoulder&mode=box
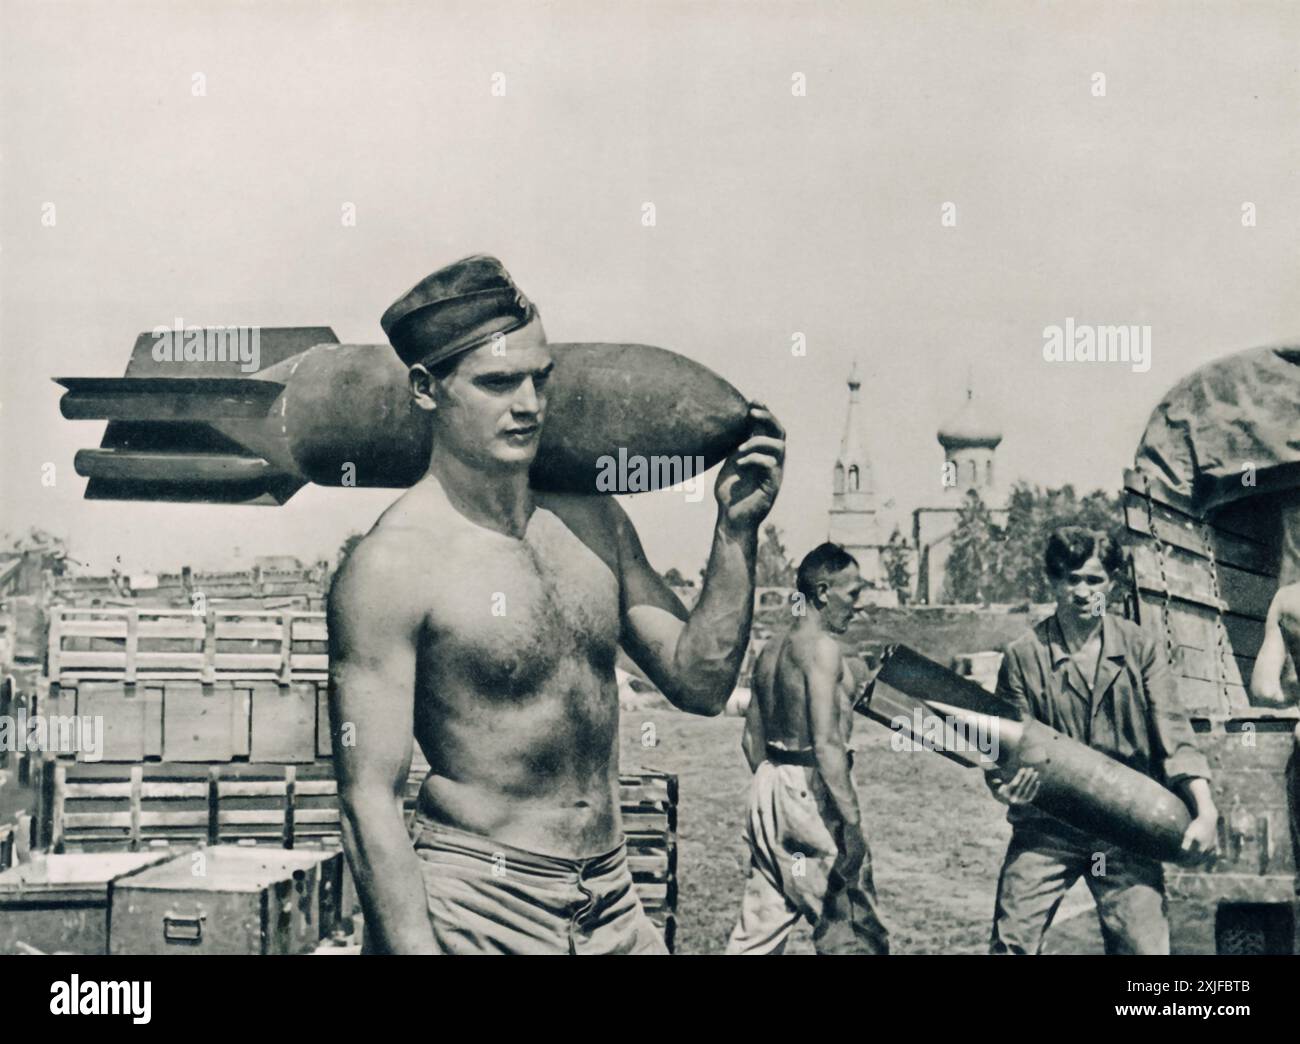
[329,528,422,623]
[786,628,844,675]
[334,527,417,586]
[328,490,447,622]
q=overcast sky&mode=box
[2,0,1297,576]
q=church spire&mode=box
[837,362,871,485]
[829,361,882,574]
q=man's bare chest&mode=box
[421,511,621,695]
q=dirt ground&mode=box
[620,707,1104,954]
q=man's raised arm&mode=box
[613,405,785,716]
[327,540,436,954]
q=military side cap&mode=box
[381,255,536,368]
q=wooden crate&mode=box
[110,846,342,955]
[618,770,679,951]
[48,606,328,684]
[41,758,680,952]
[0,850,176,955]
[39,761,342,851]
[45,606,329,765]
[1122,470,1286,716]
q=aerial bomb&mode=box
[57,328,750,504]
[860,644,1194,864]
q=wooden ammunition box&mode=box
[0,851,176,955]
[109,845,343,955]
[45,607,328,763]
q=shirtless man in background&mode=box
[1251,584,1300,705]
[328,256,784,954]
[727,542,890,954]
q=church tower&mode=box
[937,381,1003,498]
[912,377,1007,603]
[828,361,883,581]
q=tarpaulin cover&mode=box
[1135,344,1300,512]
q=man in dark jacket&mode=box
[987,527,1218,955]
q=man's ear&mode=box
[813,580,830,609]
[409,364,436,413]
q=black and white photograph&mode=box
[0,0,1297,1007]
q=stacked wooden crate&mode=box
[44,606,329,763]
[43,758,679,952]
[1122,470,1299,954]
[617,769,678,949]
[36,604,681,951]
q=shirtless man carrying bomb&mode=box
[726,542,890,955]
[328,256,785,954]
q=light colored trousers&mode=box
[727,761,890,955]
[402,814,668,955]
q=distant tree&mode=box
[881,526,912,603]
[942,490,1002,604]
[661,567,692,588]
[755,523,796,587]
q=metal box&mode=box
[109,845,342,954]
[0,851,175,954]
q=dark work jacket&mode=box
[993,613,1211,829]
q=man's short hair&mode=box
[1044,526,1125,580]
[796,542,859,598]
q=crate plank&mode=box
[64,811,208,829]
[317,687,332,758]
[215,809,339,827]
[1141,598,1266,661]
[1122,497,1277,576]
[74,681,155,762]
[290,654,329,672]
[1131,545,1274,620]
[1169,675,1250,715]
[62,782,207,800]
[213,653,283,672]
[623,822,671,837]
[58,620,129,638]
[134,652,207,671]
[214,621,286,639]
[135,621,206,640]
[250,682,317,763]
[162,682,237,762]
[58,652,134,670]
